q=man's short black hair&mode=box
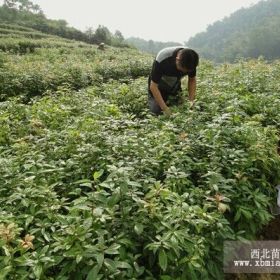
[179,49,199,70]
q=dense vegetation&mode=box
[1,21,280,279]
[187,0,280,62]
[0,25,150,102]
[0,0,175,53]
[0,1,129,48]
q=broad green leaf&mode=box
[159,249,167,271]
[115,261,132,269]
[134,223,144,235]
[107,193,120,207]
[96,253,104,267]
[234,209,241,222]
[86,265,100,280]
[104,258,116,272]
[93,170,104,181]
[76,255,83,263]
[33,265,43,279]
[241,208,252,219]
[105,244,120,255]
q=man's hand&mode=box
[189,100,195,109]
[163,107,172,116]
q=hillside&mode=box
[0,1,182,54]
[0,23,151,101]
[187,0,280,62]
[0,3,89,43]
[0,23,92,54]
[0,3,130,48]
[0,18,280,280]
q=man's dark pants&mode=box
[147,81,182,115]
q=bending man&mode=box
[148,46,199,115]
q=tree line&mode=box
[0,0,185,54]
[187,0,280,62]
[124,37,182,55]
[0,0,130,48]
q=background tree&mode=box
[0,1,130,48]
[4,0,42,13]
[187,0,280,62]
[3,0,17,9]
[92,25,112,45]
[111,30,125,47]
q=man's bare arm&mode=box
[150,80,171,115]
[188,77,196,102]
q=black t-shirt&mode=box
[149,46,196,95]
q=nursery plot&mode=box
[0,28,280,279]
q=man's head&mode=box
[176,48,199,73]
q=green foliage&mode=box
[0,22,280,279]
[187,0,280,62]
[0,43,151,101]
[0,23,95,55]
[0,4,131,48]
[92,25,112,45]
[125,37,182,55]
[0,3,89,44]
